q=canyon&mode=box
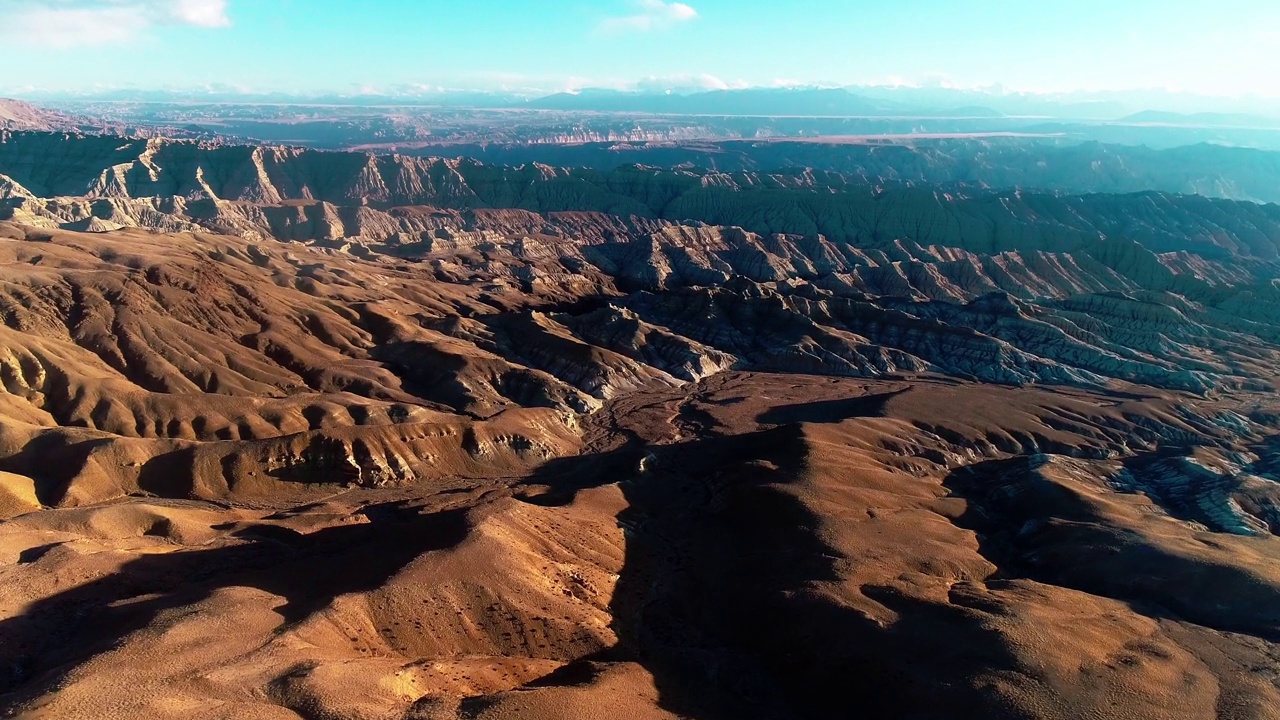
[1,129,1280,719]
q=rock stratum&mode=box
[9,130,1280,203]
[3,133,1280,719]
[0,102,69,133]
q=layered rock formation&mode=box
[9,131,1280,206]
[6,133,1280,397]
[4,130,1280,719]
[0,101,71,132]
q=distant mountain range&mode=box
[17,85,1280,123]
[523,87,1005,118]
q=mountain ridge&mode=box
[5,126,1280,718]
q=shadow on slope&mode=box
[944,456,1280,641]
[755,388,907,425]
[0,502,468,709]
[510,402,1026,719]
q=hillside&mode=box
[0,100,70,132]
[8,132,1280,204]
[0,221,1280,718]
[5,132,1280,718]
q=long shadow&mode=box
[514,411,1032,718]
[0,435,117,506]
[0,501,468,710]
[944,456,1280,641]
[755,388,907,425]
[9,392,1181,718]
[522,429,1280,717]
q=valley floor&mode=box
[4,372,1280,719]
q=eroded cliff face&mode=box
[11,130,1280,201]
[5,133,1280,401]
[0,217,1278,516]
[4,133,1279,260]
[7,128,1280,719]
[0,102,73,133]
[4,130,1280,259]
[404,139,1280,202]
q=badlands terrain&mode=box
[2,127,1280,718]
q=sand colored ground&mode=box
[1,224,1280,718]
[2,372,1279,718]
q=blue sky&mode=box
[3,0,1278,97]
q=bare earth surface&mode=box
[0,217,1279,719]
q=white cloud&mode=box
[0,0,229,48]
[169,0,230,28]
[598,0,697,34]
[633,73,745,92]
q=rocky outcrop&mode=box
[6,133,1280,397]
[0,101,73,132]
[10,131,1280,285]
[418,138,1280,204]
[10,129,1280,720]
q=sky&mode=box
[3,0,1279,99]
